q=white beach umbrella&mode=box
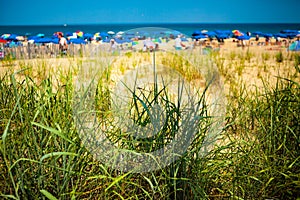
[107,31,115,35]
[117,31,124,35]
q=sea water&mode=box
[0,23,299,38]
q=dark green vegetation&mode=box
[0,51,299,199]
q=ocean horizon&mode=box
[1,23,300,38]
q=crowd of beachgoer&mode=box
[1,30,299,57]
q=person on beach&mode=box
[110,39,118,55]
[174,34,186,50]
[58,32,68,54]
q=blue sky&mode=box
[1,0,300,25]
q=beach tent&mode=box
[289,41,300,51]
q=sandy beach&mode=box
[1,36,298,95]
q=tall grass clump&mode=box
[224,76,300,199]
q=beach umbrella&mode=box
[83,33,94,40]
[1,34,10,39]
[16,36,25,41]
[28,36,39,40]
[280,30,299,34]
[114,38,132,44]
[252,31,263,36]
[193,34,207,40]
[34,37,54,43]
[100,32,109,38]
[262,33,273,38]
[107,31,115,35]
[232,30,244,36]
[214,30,231,39]
[34,38,48,43]
[36,33,45,38]
[274,33,288,38]
[237,35,250,40]
[102,38,110,43]
[7,34,18,41]
[0,39,7,43]
[216,34,229,39]
[76,31,84,38]
[204,31,216,38]
[65,32,73,36]
[214,30,232,35]
[70,38,86,44]
[192,30,201,36]
[51,38,59,44]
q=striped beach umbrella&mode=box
[232,30,244,36]
[1,34,10,39]
[76,31,84,38]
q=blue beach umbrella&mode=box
[83,33,94,40]
[192,30,202,36]
[193,34,207,40]
[273,33,288,38]
[262,33,273,38]
[114,38,133,44]
[216,34,229,39]
[35,37,54,43]
[237,35,251,40]
[28,36,39,40]
[7,34,18,41]
[252,31,263,36]
[204,31,216,38]
[280,30,299,34]
[214,30,232,36]
[36,33,45,38]
[100,32,109,38]
[280,30,299,38]
[69,38,86,44]
[51,38,59,44]
[65,32,73,37]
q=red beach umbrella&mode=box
[0,39,7,44]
